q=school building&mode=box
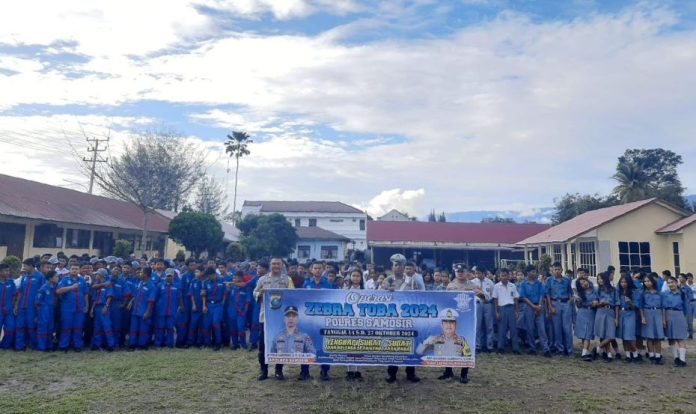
[0,174,184,260]
[517,198,696,276]
[367,221,551,270]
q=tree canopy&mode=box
[237,214,298,259]
[552,193,618,225]
[168,211,224,258]
[614,148,687,208]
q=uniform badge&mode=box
[270,294,282,310]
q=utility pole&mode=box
[83,136,109,194]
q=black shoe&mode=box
[673,358,681,367]
[214,346,221,351]
[385,376,397,384]
[406,375,421,383]
[543,351,552,358]
[320,371,330,381]
[297,373,311,381]
[563,350,571,357]
[346,372,355,381]
[438,372,453,380]
[231,345,240,350]
[615,353,621,360]
[258,372,269,381]
[513,351,522,355]
[527,349,537,356]
[275,372,285,380]
[459,375,469,384]
[74,348,82,353]
[655,356,664,365]
[354,372,363,382]
[127,347,135,352]
[496,349,505,355]
[581,354,592,362]
[91,346,99,351]
[634,355,643,363]
[623,356,633,364]
[106,347,114,353]
[249,344,258,351]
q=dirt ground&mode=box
[1,339,695,414]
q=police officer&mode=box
[253,257,295,381]
[270,306,316,355]
[384,254,422,383]
[417,307,472,383]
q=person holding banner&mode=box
[254,258,295,381]
[301,262,334,380]
[384,254,422,384]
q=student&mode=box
[225,271,250,350]
[127,267,156,351]
[423,272,435,291]
[345,269,365,382]
[176,260,196,348]
[302,262,333,380]
[662,276,689,367]
[678,273,694,340]
[545,262,573,356]
[493,269,520,354]
[154,269,182,348]
[15,259,46,351]
[35,270,58,352]
[0,263,17,349]
[187,267,205,348]
[56,264,89,352]
[616,273,642,363]
[574,278,597,361]
[202,267,226,351]
[640,273,664,364]
[593,272,617,362]
[519,267,551,357]
[90,269,115,352]
[433,270,445,291]
[110,266,131,348]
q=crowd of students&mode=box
[0,253,693,374]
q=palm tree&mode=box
[612,161,651,203]
[225,131,252,224]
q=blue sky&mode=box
[1,0,696,219]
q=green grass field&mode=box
[1,344,695,414]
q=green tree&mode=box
[1,255,21,277]
[169,212,225,258]
[617,148,687,208]
[237,214,298,259]
[428,210,437,222]
[536,254,552,275]
[224,131,252,224]
[437,212,447,222]
[552,193,618,224]
[225,243,246,262]
[113,239,134,259]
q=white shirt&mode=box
[471,277,494,302]
[365,279,376,290]
[492,282,519,307]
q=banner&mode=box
[264,289,476,367]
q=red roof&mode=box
[519,198,688,245]
[0,174,170,233]
[656,214,696,233]
[367,221,550,245]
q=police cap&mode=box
[284,306,299,316]
[390,254,407,266]
[441,308,459,322]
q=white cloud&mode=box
[356,189,427,218]
[2,4,696,213]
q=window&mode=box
[294,219,301,227]
[297,245,311,259]
[93,231,114,255]
[673,242,680,276]
[552,244,562,265]
[359,219,365,231]
[309,219,317,227]
[320,246,338,259]
[67,228,91,248]
[33,223,63,248]
[579,241,596,276]
[618,241,651,272]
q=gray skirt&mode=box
[594,307,616,339]
[641,308,664,339]
[575,308,595,340]
[617,310,636,341]
[665,309,688,340]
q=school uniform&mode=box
[471,277,495,352]
[593,288,616,340]
[518,279,550,353]
[57,275,88,351]
[303,277,334,377]
[110,275,131,347]
[175,271,194,347]
[493,281,519,352]
[34,282,57,351]
[225,284,250,348]
[641,291,664,339]
[202,278,226,347]
[92,285,116,350]
[546,276,574,354]
[575,290,597,340]
[187,278,204,346]
[661,290,689,340]
[681,284,694,338]
[129,279,156,348]
[246,274,261,348]
[616,289,642,341]
[155,282,181,348]
[16,271,45,350]
[0,278,17,349]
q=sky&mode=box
[1,0,696,220]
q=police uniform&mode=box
[419,307,472,383]
[270,307,317,354]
